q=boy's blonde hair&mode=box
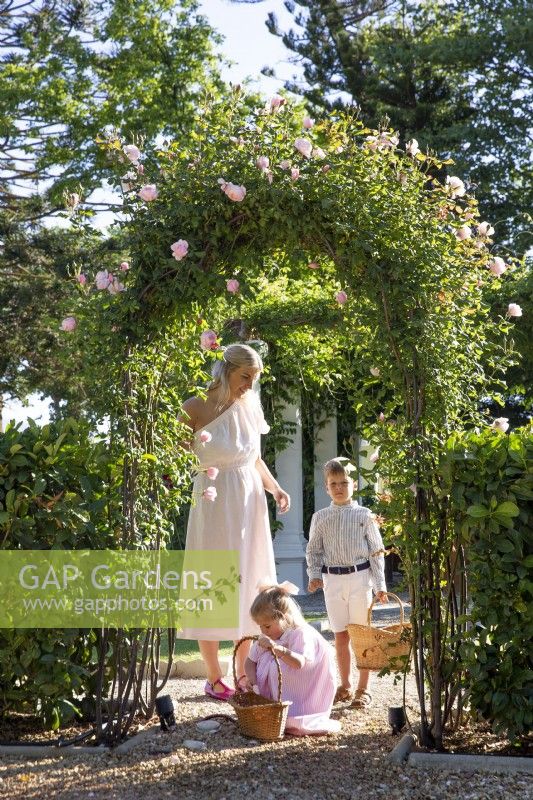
[250,586,305,630]
[323,457,355,482]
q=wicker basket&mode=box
[229,635,291,741]
[347,593,412,671]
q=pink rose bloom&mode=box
[138,184,158,202]
[488,257,506,276]
[206,467,219,480]
[219,180,247,202]
[137,164,144,175]
[369,448,380,463]
[477,221,494,237]
[335,290,348,305]
[507,303,522,318]
[380,133,399,149]
[406,139,419,156]
[290,167,300,181]
[256,156,269,171]
[303,116,314,129]
[200,330,218,351]
[226,278,240,294]
[280,160,291,170]
[124,144,141,163]
[270,96,285,110]
[308,261,320,269]
[446,176,465,198]
[322,164,331,173]
[77,273,87,285]
[370,367,380,377]
[120,261,130,271]
[455,225,472,240]
[171,239,189,261]
[95,270,112,290]
[491,418,509,433]
[365,136,378,151]
[313,146,326,160]
[108,277,125,294]
[266,170,273,184]
[199,430,213,444]
[294,137,312,158]
[61,316,77,332]
[202,486,217,501]
[378,412,386,423]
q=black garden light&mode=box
[155,694,176,731]
[388,706,406,736]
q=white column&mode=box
[313,412,337,511]
[273,398,308,590]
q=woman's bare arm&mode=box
[255,458,290,513]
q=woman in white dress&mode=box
[181,343,290,700]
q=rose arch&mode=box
[69,93,518,748]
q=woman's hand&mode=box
[375,591,388,603]
[272,487,290,514]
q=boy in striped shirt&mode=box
[306,458,388,708]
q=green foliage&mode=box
[0,416,121,726]
[262,0,532,251]
[445,426,533,740]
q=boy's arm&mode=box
[306,513,325,591]
[365,513,387,594]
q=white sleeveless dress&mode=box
[182,395,277,640]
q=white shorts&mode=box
[323,569,372,633]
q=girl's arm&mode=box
[255,457,291,513]
[244,656,258,690]
[272,643,305,670]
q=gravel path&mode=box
[0,670,530,800]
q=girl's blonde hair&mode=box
[250,586,305,630]
[209,343,263,410]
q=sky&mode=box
[1,0,303,429]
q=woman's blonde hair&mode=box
[209,343,263,410]
[250,586,305,630]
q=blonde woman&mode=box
[181,343,290,700]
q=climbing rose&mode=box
[405,139,419,156]
[219,180,246,202]
[171,239,189,261]
[446,176,465,198]
[370,367,380,377]
[200,330,218,351]
[491,418,509,433]
[507,303,522,317]
[138,184,158,202]
[308,261,320,270]
[124,144,141,163]
[270,96,285,110]
[455,225,472,240]
[206,467,219,480]
[378,412,386,423]
[294,137,312,158]
[303,116,314,129]
[335,290,348,305]
[67,192,80,209]
[95,270,112,290]
[199,430,212,443]
[226,278,240,294]
[77,274,87,285]
[256,156,269,171]
[365,136,378,151]
[369,449,380,464]
[108,277,125,294]
[61,316,77,332]
[279,159,291,170]
[290,167,300,181]
[477,221,494,237]
[313,146,326,160]
[119,261,130,271]
[202,486,217,501]
[488,257,506,276]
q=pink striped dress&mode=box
[249,624,341,736]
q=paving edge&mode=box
[385,732,418,764]
[407,752,533,775]
[0,728,159,759]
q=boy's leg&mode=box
[334,630,352,690]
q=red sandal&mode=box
[204,678,235,701]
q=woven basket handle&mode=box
[232,635,284,702]
[366,592,404,626]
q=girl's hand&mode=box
[375,591,388,603]
[273,487,290,513]
[257,635,276,650]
